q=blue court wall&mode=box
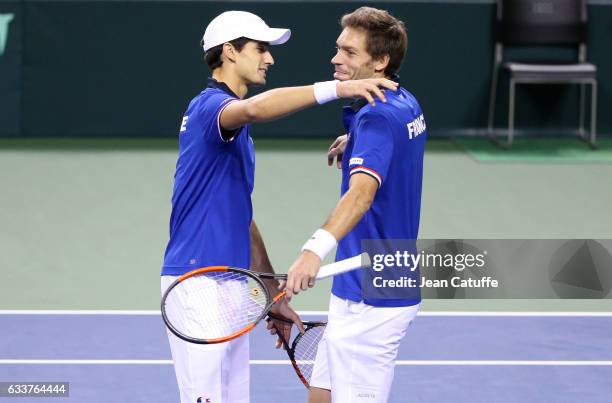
[0,0,610,137]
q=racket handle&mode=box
[315,253,371,280]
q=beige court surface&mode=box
[0,138,611,311]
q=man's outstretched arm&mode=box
[220,78,397,131]
[283,173,378,298]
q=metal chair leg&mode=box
[508,79,516,146]
[488,44,503,148]
[579,83,586,138]
[590,80,597,148]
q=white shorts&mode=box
[310,294,419,403]
[161,276,250,403]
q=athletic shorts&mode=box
[310,294,419,403]
[161,275,249,403]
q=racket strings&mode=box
[164,270,268,341]
[293,324,326,383]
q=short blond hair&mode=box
[341,7,408,76]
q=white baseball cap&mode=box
[202,11,291,52]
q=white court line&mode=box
[0,310,612,317]
[0,310,161,315]
[1,359,611,366]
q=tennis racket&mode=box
[161,253,369,345]
[267,312,326,388]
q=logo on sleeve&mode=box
[179,116,188,133]
[349,157,364,166]
[407,114,426,139]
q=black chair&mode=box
[487,0,597,148]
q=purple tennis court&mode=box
[1,312,611,402]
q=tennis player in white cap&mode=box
[161,10,398,403]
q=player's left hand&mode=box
[327,134,348,169]
[282,251,321,300]
[336,78,398,106]
[267,299,305,349]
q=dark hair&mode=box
[341,7,408,76]
[203,37,251,70]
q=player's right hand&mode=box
[336,78,398,106]
[327,134,348,169]
[283,250,321,301]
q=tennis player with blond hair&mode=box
[285,7,427,403]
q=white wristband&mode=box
[313,81,339,104]
[301,229,338,261]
